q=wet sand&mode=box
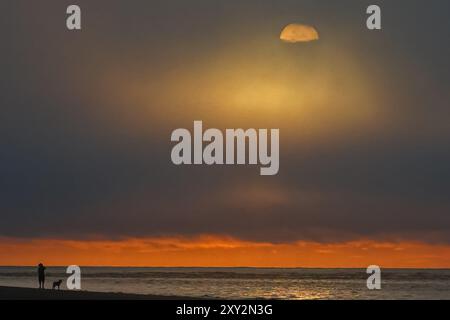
[0,286,196,300]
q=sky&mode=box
[1,0,450,267]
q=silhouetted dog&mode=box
[52,280,62,290]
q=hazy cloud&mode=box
[1,0,449,244]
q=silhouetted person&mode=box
[38,263,46,289]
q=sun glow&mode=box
[97,35,385,147]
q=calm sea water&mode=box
[0,267,449,299]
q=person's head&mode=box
[38,263,43,267]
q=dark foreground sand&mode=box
[0,286,197,300]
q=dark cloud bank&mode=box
[1,1,449,243]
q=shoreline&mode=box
[0,286,200,300]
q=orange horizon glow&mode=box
[1,236,450,268]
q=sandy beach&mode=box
[0,286,195,300]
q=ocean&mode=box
[0,267,449,299]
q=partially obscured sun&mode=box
[280,23,319,43]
